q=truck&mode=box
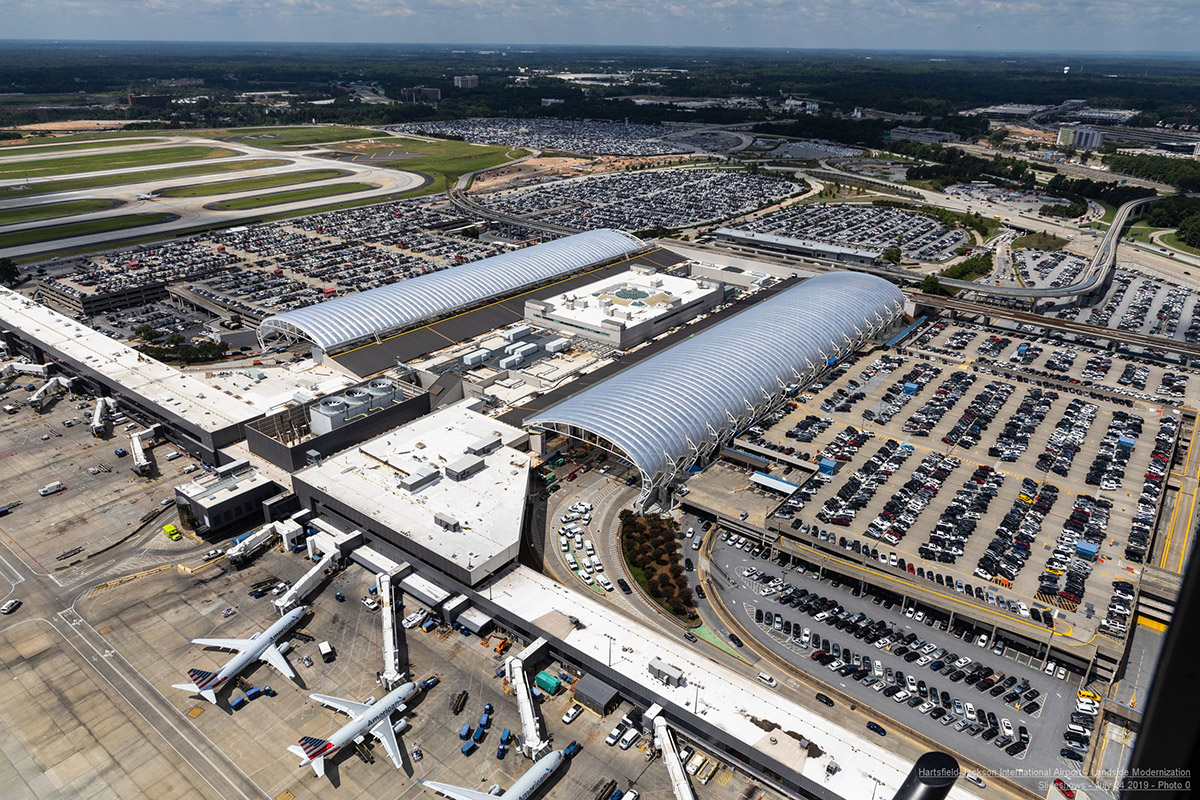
[697,759,719,785]
[38,481,64,497]
[402,610,428,629]
[318,641,335,663]
[685,752,707,776]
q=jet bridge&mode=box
[378,567,406,688]
[129,425,158,476]
[89,396,116,437]
[652,712,697,800]
[28,375,74,410]
[505,647,551,760]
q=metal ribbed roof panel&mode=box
[258,229,643,351]
[526,272,904,488]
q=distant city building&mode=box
[1071,107,1139,125]
[887,126,961,145]
[541,98,565,106]
[453,75,479,89]
[1057,125,1104,151]
[966,103,1052,120]
[782,98,820,114]
[401,86,441,103]
[127,94,171,109]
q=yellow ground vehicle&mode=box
[162,523,181,541]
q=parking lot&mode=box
[733,203,968,261]
[736,341,1181,639]
[702,536,1105,797]
[388,119,690,156]
[1053,267,1200,348]
[31,199,513,322]
[476,168,800,233]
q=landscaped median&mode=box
[617,510,700,625]
[0,159,290,199]
[0,199,122,227]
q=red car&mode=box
[1054,778,1076,799]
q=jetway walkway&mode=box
[29,375,73,410]
[89,396,116,437]
[651,712,697,800]
[129,425,158,476]
[378,568,405,688]
[273,537,336,614]
[506,646,551,760]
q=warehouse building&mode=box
[525,272,905,508]
[523,265,723,350]
[257,229,646,358]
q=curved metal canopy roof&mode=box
[258,229,643,352]
[526,272,904,498]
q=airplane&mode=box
[288,681,420,778]
[134,193,155,201]
[172,605,307,704]
[422,749,565,800]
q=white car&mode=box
[0,599,20,615]
[562,704,583,724]
[1001,718,1014,738]
[1044,659,1057,675]
[976,634,989,648]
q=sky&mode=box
[3,0,1198,53]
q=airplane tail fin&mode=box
[172,669,220,704]
[296,736,333,777]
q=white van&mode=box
[757,672,777,688]
[591,555,604,572]
[597,575,614,592]
[165,451,183,461]
[565,553,579,571]
[38,481,64,496]
[618,728,641,750]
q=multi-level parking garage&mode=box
[526,272,906,508]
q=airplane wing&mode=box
[258,643,296,680]
[310,693,373,718]
[369,718,404,769]
[191,636,254,652]
[420,781,502,800]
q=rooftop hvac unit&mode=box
[342,388,370,416]
[366,378,395,409]
[311,397,348,436]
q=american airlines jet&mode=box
[171,605,307,704]
[422,749,566,800]
[288,681,420,778]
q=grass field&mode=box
[0,138,161,157]
[0,199,121,227]
[1013,231,1069,251]
[0,213,177,249]
[0,146,238,180]
[158,168,353,198]
[217,126,379,149]
[206,182,374,210]
[0,158,289,199]
[1162,232,1200,257]
[346,136,527,197]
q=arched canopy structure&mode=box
[258,229,644,352]
[526,272,905,507]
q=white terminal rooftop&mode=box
[528,266,720,350]
[487,566,986,800]
[294,401,530,582]
[531,266,719,333]
[0,288,262,433]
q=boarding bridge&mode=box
[1,361,52,388]
[378,567,405,688]
[652,713,697,800]
[129,426,158,476]
[28,375,73,410]
[89,396,116,437]
[506,649,550,760]
[227,521,281,566]
[274,543,336,615]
